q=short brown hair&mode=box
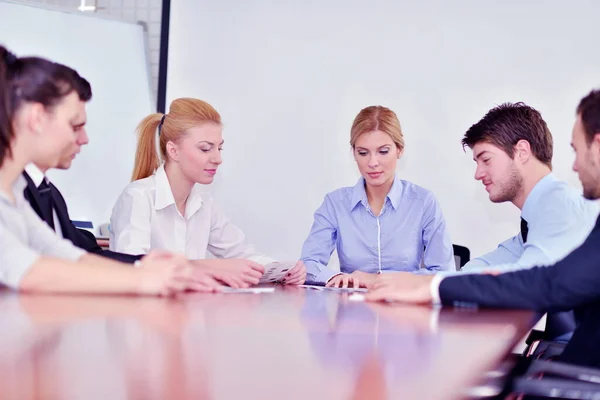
[350,105,404,151]
[577,89,600,144]
[462,102,553,168]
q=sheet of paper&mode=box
[220,287,275,294]
[298,285,367,293]
[323,287,368,293]
[298,284,326,291]
[348,293,366,301]
[259,261,296,284]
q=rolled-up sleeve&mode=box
[0,224,41,288]
[301,195,339,284]
[0,179,83,289]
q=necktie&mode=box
[521,217,574,338]
[38,180,55,230]
[520,217,529,243]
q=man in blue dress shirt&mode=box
[460,103,598,275]
[367,89,600,367]
[458,102,599,340]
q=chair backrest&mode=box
[453,244,471,270]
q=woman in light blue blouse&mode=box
[300,105,455,288]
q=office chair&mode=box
[511,359,600,399]
[452,244,470,270]
[421,244,470,271]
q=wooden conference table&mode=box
[0,286,535,400]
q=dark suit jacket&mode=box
[22,172,142,264]
[440,215,600,367]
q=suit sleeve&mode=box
[48,183,143,264]
[74,229,141,264]
[439,224,600,313]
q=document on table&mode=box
[298,285,367,293]
[220,287,275,294]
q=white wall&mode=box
[1,1,154,228]
[167,0,600,261]
[17,0,163,98]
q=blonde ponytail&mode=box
[131,113,162,181]
[131,98,222,182]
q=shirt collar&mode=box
[154,164,176,211]
[521,173,557,222]
[154,164,204,217]
[24,163,48,188]
[350,175,403,211]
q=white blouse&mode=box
[110,164,275,264]
[0,175,85,288]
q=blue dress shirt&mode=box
[301,176,455,283]
[462,173,600,273]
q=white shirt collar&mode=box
[154,164,204,218]
[24,164,47,188]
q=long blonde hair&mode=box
[131,98,222,181]
[350,105,404,151]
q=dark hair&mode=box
[0,45,92,166]
[461,102,553,168]
[577,89,600,144]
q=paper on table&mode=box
[298,285,367,293]
[220,287,275,294]
[259,261,296,284]
[348,293,366,301]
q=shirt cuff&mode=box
[430,273,445,305]
[460,258,489,271]
[315,268,339,284]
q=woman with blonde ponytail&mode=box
[110,98,307,287]
[0,45,219,295]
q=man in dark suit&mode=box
[367,89,600,367]
[22,75,142,264]
[23,168,142,264]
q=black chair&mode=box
[511,359,600,399]
[453,244,470,270]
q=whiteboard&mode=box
[167,0,600,261]
[0,0,153,231]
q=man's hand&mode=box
[366,274,435,305]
